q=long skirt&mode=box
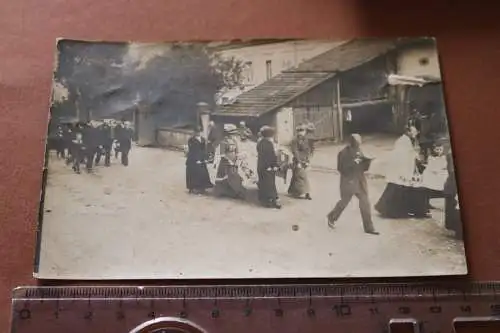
[287,166,310,196]
[214,159,246,199]
[186,162,213,191]
[257,169,278,204]
[445,195,463,240]
[374,183,429,218]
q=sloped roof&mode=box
[213,38,398,117]
[212,71,335,117]
[291,38,397,73]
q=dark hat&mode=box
[259,125,275,137]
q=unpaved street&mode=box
[38,145,467,279]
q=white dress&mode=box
[385,135,420,187]
[421,155,447,191]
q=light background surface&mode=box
[1,0,499,331]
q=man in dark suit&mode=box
[82,121,100,173]
[117,121,134,166]
[327,134,379,235]
[95,121,113,167]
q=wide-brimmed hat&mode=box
[223,123,238,133]
[304,122,315,132]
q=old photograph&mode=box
[35,38,467,279]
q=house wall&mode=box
[275,107,295,145]
[288,78,337,108]
[394,43,444,133]
[156,127,193,150]
[136,111,157,146]
[216,40,343,102]
[396,44,442,79]
[340,56,391,102]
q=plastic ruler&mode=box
[10,282,500,333]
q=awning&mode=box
[341,98,389,108]
[387,74,440,87]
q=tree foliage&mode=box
[51,41,246,127]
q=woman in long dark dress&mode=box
[287,125,312,200]
[186,127,213,194]
[257,126,281,209]
[444,151,462,240]
[374,126,429,218]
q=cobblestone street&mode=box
[38,144,467,279]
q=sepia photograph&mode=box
[35,37,467,279]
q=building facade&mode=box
[213,38,446,147]
[215,40,343,104]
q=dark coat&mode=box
[82,126,100,149]
[257,139,278,171]
[257,138,279,202]
[337,145,371,194]
[117,128,133,151]
[443,152,457,196]
[185,136,212,190]
[186,136,208,165]
[97,125,113,147]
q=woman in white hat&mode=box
[213,123,246,199]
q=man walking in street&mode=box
[82,121,100,173]
[327,133,379,235]
[117,121,134,166]
[95,120,113,167]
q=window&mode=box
[266,60,272,80]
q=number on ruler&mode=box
[369,307,379,315]
[116,311,125,320]
[147,311,156,319]
[333,304,351,317]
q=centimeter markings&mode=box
[13,282,500,301]
[12,286,500,329]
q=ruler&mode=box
[10,282,500,333]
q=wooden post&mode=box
[336,78,344,142]
[331,80,338,141]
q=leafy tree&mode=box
[51,40,128,122]
[51,41,246,127]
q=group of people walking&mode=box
[328,124,461,239]
[50,120,134,174]
[185,118,461,240]
[185,122,314,209]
